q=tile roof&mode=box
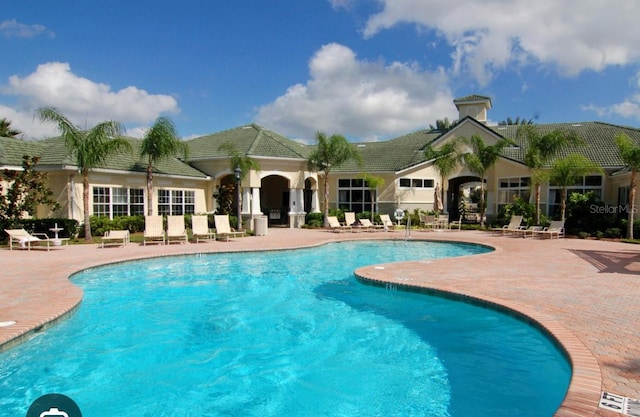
[0,136,209,179]
[186,123,309,160]
[491,121,640,168]
[333,130,440,173]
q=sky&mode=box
[2,0,640,143]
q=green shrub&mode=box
[604,228,621,239]
[305,212,324,227]
[90,215,145,236]
[496,198,535,226]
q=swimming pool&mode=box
[0,240,570,416]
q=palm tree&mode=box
[548,154,602,222]
[36,107,132,241]
[307,132,361,227]
[218,141,260,230]
[424,140,462,211]
[517,125,582,224]
[460,134,512,226]
[498,116,533,126]
[0,117,22,138]
[139,116,189,216]
[429,117,457,132]
[615,133,640,239]
[362,173,385,221]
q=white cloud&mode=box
[0,62,179,139]
[255,43,456,142]
[583,94,640,121]
[362,0,640,86]
[0,19,54,38]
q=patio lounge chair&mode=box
[191,215,216,242]
[534,221,565,239]
[4,229,67,251]
[516,225,544,238]
[101,230,130,248]
[419,214,436,231]
[144,215,165,245]
[345,212,367,232]
[359,218,382,231]
[166,215,188,244]
[327,216,351,233]
[493,215,524,236]
[214,215,245,241]
[379,214,396,231]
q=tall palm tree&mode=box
[615,133,640,239]
[549,154,602,222]
[139,116,189,216]
[36,107,132,241]
[424,140,462,211]
[460,134,512,226]
[429,117,457,132]
[0,117,22,138]
[218,141,260,230]
[307,132,361,227]
[517,125,582,224]
[362,173,385,221]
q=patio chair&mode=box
[419,214,436,231]
[166,215,188,244]
[214,214,245,241]
[359,218,383,231]
[191,215,216,242]
[101,230,130,248]
[327,216,351,233]
[493,215,524,236]
[4,228,67,251]
[534,221,565,239]
[143,215,165,245]
[516,225,544,238]
[379,214,396,231]
[345,212,366,232]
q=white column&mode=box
[251,187,261,215]
[242,187,251,214]
[311,189,320,213]
[296,189,305,214]
[289,188,297,213]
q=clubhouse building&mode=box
[2,95,639,230]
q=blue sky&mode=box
[2,0,640,143]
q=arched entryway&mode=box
[447,176,483,222]
[261,175,290,225]
[304,177,318,214]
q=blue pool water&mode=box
[0,240,570,417]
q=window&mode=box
[158,189,195,215]
[92,187,145,218]
[337,179,372,213]
[548,175,602,217]
[398,178,434,188]
[497,177,531,213]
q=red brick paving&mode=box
[1,228,638,416]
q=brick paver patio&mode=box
[1,228,638,416]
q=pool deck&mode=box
[1,228,638,417]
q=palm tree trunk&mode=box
[323,171,330,227]
[83,173,92,241]
[629,169,637,239]
[479,175,486,227]
[560,188,567,223]
[146,165,154,216]
[535,184,541,225]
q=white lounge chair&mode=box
[419,214,436,231]
[191,215,216,242]
[101,230,130,248]
[214,214,245,241]
[379,214,396,231]
[359,218,383,231]
[4,228,67,251]
[166,215,188,244]
[493,215,524,236]
[327,216,351,233]
[144,216,165,245]
[534,221,565,239]
[345,212,367,232]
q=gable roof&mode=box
[186,123,309,160]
